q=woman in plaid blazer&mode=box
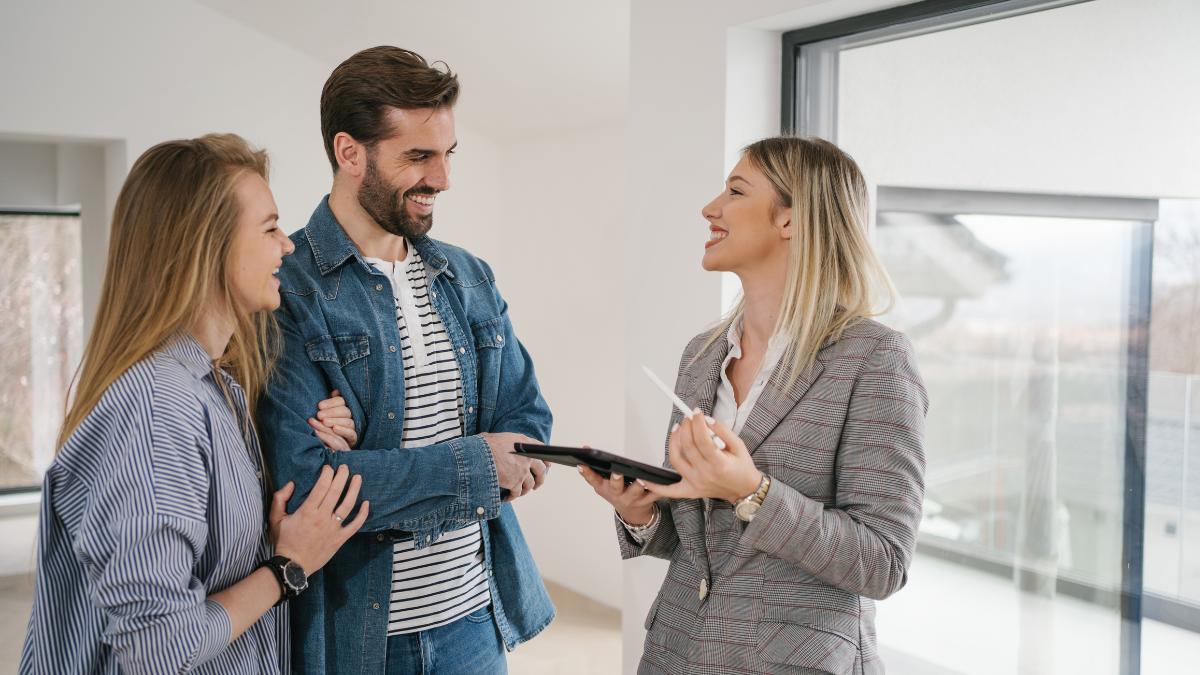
[582,136,928,675]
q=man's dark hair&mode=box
[320,46,460,173]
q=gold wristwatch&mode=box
[734,474,771,522]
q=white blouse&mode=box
[711,320,789,435]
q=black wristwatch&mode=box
[257,555,308,605]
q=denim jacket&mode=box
[257,197,555,675]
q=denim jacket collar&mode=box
[303,195,454,281]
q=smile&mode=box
[705,227,727,249]
[407,194,436,207]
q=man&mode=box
[258,46,554,674]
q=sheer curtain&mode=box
[0,213,83,489]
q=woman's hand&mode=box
[577,447,659,526]
[641,411,762,503]
[268,465,368,573]
[310,389,357,451]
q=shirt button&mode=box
[375,283,384,291]
[476,506,485,515]
[459,347,466,354]
[387,412,396,420]
[699,578,709,600]
[372,602,381,610]
[389,345,397,353]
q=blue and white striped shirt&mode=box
[366,249,491,635]
[20,333,285,674]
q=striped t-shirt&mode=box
[365,247,491,636]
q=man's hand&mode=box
[479,432,549,501]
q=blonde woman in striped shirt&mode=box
[21,134,368,674]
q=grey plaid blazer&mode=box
[618,318,927,675]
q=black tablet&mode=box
[514,443,681,485]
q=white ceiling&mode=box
[198,0,630,140]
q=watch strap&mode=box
[256,555,294,607]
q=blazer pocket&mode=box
[757,622,857,674]
[305,334,372,407]
[644,593,663,631]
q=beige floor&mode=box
[0,573,34,673]
[508,582,622,674]
[0,574,619,674]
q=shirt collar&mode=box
[724,319,789,367]
[161,331,217,381]
[303,195,453,279]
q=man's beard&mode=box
[357,156,435,239]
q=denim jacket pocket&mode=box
[471,317,504,411]
[305,334,372,407]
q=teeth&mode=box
[709,230,727,242]
[409,194,436,206]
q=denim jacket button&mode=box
[496,335,504,344]
[468,406,475,414]
[372,602,380,610]
[389,345,397,353]
[375,283,384,291]
[476,506,485,515]
[459,347,466,354]
[387,412,396,420]
[431,291,437,299]
[376,534,385,542]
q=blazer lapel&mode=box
[738,346,826,456]
[668,337,730,570]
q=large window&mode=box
[0,211,83,492]
[784,0,1200,672]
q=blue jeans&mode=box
[385,606,507,674]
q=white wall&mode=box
[433,127,505,266]
[492,123,629,608]
[0,142,58,206]
[837,0,1200,200]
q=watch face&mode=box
[735,500,760,522]
[283,561,308,591]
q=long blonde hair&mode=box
[706,136,895,386]
[58,134,278,449]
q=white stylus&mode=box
[641,365,727,450]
